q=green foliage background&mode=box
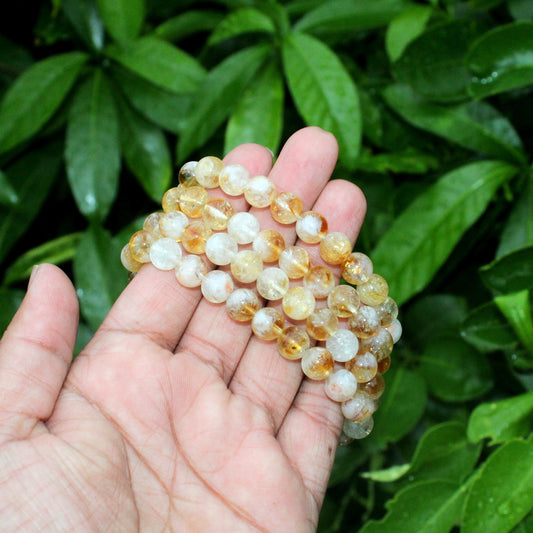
[1,0,533,531]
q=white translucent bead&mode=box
[201,270,234,303]
[326,329,359,362]
[251,308,284,340]
[341,392,376,422]
[342,417,374,439]
[256,267,289,300]
[244,175,276,207]
[295,211,328,243]
[386,318,403,343]
[325,369,358,402]
[149,238,183,270]
[158,211,189,240]
[175,255,208,288]
[226,288,261,321]
[227,212,261,244]
[231,250,263,283]
[205,233,238,266]
[219,164,250,196]
[282,287,316,320]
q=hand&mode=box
[0,127,366,532]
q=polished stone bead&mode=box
[228,212,261,244]
[205,233,238,266]
[325,369,358,402]
[195,156,224,188]
[301,347,334,380]
[359,327,394,362]
[282,287,316,320]
[201,270,234,303]
[251,308,284,340]
[357,273,389,306]
[253,230,285,262]
[202,198,234,230]
[181,221,212,254]
[270,192,303,224]
[129,230,155,263]
[277,326,310,360]
[256,267,289,300]
[358,373,385,399]
[303,266,335,299]
[378,355,391,374]
[327,285,360,317]
[143,212,163,237]
[374,296,398,326]
[319,232,352,264]
[295,211,328,243]
[278,246,310,279]
[219,164,250,196]
[244,175,276,208]
[306,308,339,341]
[226,288,261,321]
[349,305,380,339]
[341,391,376,422]
[175,255,208,288]
[342,417,374,439]
[178,160,198,187]
[149,238,183,270]
[346,352,378,383]
[231,250,263,283]
[121,244,143,273]
[159,211,189,240]
[326,328,359,362]
[385,318,402,344]
[162,186,184,212]
[179,186,209,218]
[342,252,373,285]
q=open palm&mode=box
[0,128,366,532]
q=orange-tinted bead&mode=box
[306,308,339,341]
[129,230,155,263]
[378,355,391,374]
[226,289,260,321]
[301,347,334,380]
[342,252,373,285]
[358,373,385,399]
[359,327,394,361]
[282,287,316,320]
[121,244,143,272]
[277,326,310,360]
[374,296,399,326]
[195,156,224,188]
[279,246,310,279]
[253,230,285,262]
[162,186,184,212]
[251,308,285,340]
[295,211,328,243]
[270,192,303,224]
[346,352,378,383]
[143,212,163,237]
[357,273,389,306]
[349,305,380,339]
[327,285,360,317]
[303,266,335,299]
[231,250,263,283]
[179,185,209,218]
[178,160,198,187]
[319,232,352,264]
[202,198,234,230]
[181,221,212,254]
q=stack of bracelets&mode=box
[120,156,402,443]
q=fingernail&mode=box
[265,147,275,159]
[28,264,40,288]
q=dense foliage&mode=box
[1,0,533,531]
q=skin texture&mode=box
[0,127,366,532]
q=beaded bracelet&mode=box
[121,156,402,443]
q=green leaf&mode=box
[467,21,533,98]
[4,233,82,285]
[224,59,284,154]
[370,367,427,447]
[73,225,126,330]
[105,36,205,93]
[509,0,533,20]
[355,149,439,174]
[178,44,271,160]
[65,69,120,221]
[62,0,105,50]
[282,32,361,168]
[96,0,144,43]
[0,52,88,154]
[154,10,224,42]
[481,247,533,294]
[0,34,33,89]
[386,5,433,62]
[0,142,62,264]
[419,337,493,402]
[208,7,275,46]
[0,170,18,206]
[0,288,25,334]
[383,84,526,164]
[329,440,370,486]
[361,463,411,482]
[463,437,533,533]
[495,290,533,357]
[468,390,533,445]
[360,480,467,533]
[114,90,172,202]
[371,160,518,305]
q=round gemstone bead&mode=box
[326,328,359,362]
[143,212,163,237]
[325,369,358,402]
[226,288,260,321]
[341,392,376,422]
[179,185,209,218]
[129,230,155,263]
[256,267,289,300]
[251,308,284,340]
[282,287,316,320]
[306,308,339,341]
[175,255,208,288]
[349,305,380,338]
[253,230,285,262]
[121,244,143,273]
[327,285,360,317]
[295,211,328,243]
[178,160,198,187]
[278,246,310,279]
[319,232,352,264]
[303,266,335,299]
[201,270,234,303]
[205,233,238,266]
[149,238,183,270]
[359,327,394,362]
[270,192,303,224]
[231,250,263,283]
[202,198,234,230]
[385,318,403,344]
[219,164,250,196]
[244,175,276,207]
[159,211,189,240]
[374,296,399,326]
[343,417,374,439]
[342,252,373,285]
[277,326,310,360]
[227,212,261,244]
[346,352,378,383]
[378,355,391,374]
[162,186,183,212]
[357,273,389,306]
[195,156,224,188]
[181,221,212,254]
[359,373,385,399]
[301,347,334,380]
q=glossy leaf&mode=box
[65,70,120,221]
[361,464,411,483]
[178,44,271,160]
[0,170,18,206]
[0,288,25,334]
[383,85,526,164]
[282,32,361,168]
[62,0,105,50]
[467,22,533,98]
[355,149,439,174]
[329,443,371,486]
[96,0,144,43]
[154,10,224,42]
[495,290,533,356]
[481,247,533,294]
[4,233,82,285]
[224,59,284,154]
[509,0,533,20]
[105,36,205,93]
[0,34,33,89]
[463,437,533,533]
[371,161,518,304]
[0,52,88,154]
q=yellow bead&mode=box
[277,326,310,360]
[301,347,334,380]
[357,273,389,306]
[129,230,155,263]
[195,156,224,188]
[251,308,284,340]
[159,211,189,240]
[202,198,234,230]
[244,175,276,207]
[341,391,377,422]
[231,250,263,283]
[358,374,385,399]
[143,212,163,237]
[378,355,391,374]
[295,211,328,243]
[359,327,394,362]
[342,252,373,285]
[253,230,285,262]
[179,185,209,218]
[303,266,335,299]
[306,308,339,340]
[349,306,380,339]
[181,221,212,254]
[121,244,143,272]
[256,267,289,300]
[226,288,260,321]
[319,232,352,264]
[270,192,303,224]
[162,186,184,212]
[346,352,378,383]
[374,296,399,326]
[278,246,310,279]
[282,287,316,320]
[178,161,199,187]
[327,285,360,317]
[219,164,250,196]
